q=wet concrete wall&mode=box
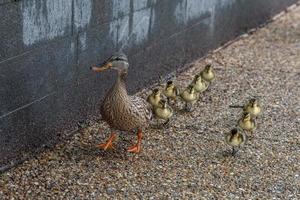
[0,0,297,168]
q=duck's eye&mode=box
[114,57,126,61]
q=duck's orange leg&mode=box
[96,133,117,150]
[127,129,143,153]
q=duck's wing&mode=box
[130,95,153,121]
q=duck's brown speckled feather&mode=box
[100,73,151,131]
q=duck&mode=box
[200,64,215,82]
[180,85,199,111]
[230,98,262,117]
[244,98,262,117]
[225,128,247,156]
[154,99,173,125]
[238,112,256,134]
[191,74,209,93]
[163,81,179,104]
[147,88,162,108]
[91,52,152,153]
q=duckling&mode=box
[230,98,262,118]
[163,81,179,104]
[200,64,215,82]
[244,98,262,117]
[147,88,162,108]
[225,128,247,156]
[180,85,199,111]
[154,99,173,125]
[192,74,209,93]
[238,112,256,134]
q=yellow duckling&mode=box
[230,98,262,118]
[163,81,179,104]
[200,64,215,82]
[154,99,173,125]
[180,85,199,111]
[238,112,256,134]
[147,88,162,108]
[225,128,247,156]
[192,74,209,93]
[244,98,262,117]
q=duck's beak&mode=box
[91,60,113,72]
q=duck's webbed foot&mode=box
[128,129,143,153]
[96,133,117,150]
[232,147,238,156]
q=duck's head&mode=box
[249,98,258,107]
[153,88,161,96]
[91,52,129,74]
[243,112,251,121]
[231,128,238,136]
[166,81,175,90]
[193,74,202,82]
[204,64,212,72]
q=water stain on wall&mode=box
[109,0,152,50]
[175,0,235,35]
[109,0,237,51]
[74,0,92,31]
[22,0,72,46]
[132,8,151,44]
[112,0,130,20]
[22,0,92,46]
[132,0,148,11]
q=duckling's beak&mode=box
[91,61,113,72]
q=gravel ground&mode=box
[1,5,300,200]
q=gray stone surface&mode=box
[0,0,298,168]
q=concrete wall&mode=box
[0,0,297,168]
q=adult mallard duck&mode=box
[91,52,152,153]
[225,128,247,156]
